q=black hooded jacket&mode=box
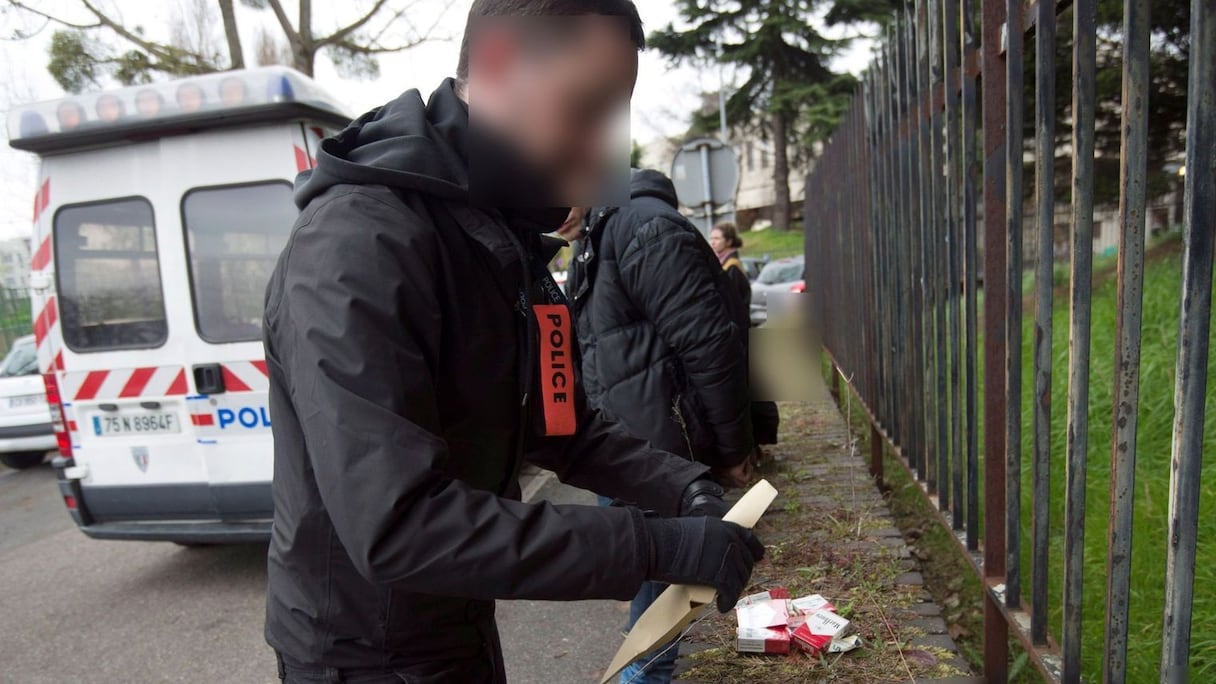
[263,80,708,672]
[567,170,753,468]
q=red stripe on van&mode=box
[251,360,268,376]
[118,367,156,398]
[33,298,57,344]
[221,366,252,392]
[31,179,49,223]
[30,236,51,271]
[74,371,109,400]
[294,145,310,173]
[66,420,77,433]
[52,351,63,372]
[165,369,188,396]
[191,413,215,427]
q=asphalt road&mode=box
[0,464,627,684]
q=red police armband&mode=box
[534,304,577,436]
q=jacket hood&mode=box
[295,79,471,209]
[629,168,679,208]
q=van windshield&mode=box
[55,198,168,352]
[182,182,296,344]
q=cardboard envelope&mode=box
[600,479,779,683]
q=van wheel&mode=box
[0,452,46,470]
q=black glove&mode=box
[644,516,765,613]
[679,477,728,518]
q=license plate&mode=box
[92,412,181,437]
[9,394,42,408]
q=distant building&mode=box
[639,129,809,232]
[0,238,31,291]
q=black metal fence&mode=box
[805,0,1213,681]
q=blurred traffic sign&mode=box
[670,137,739,235]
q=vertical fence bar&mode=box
[1160,0,1216,678]
[960,0,981,553]
[1003,0,1025,612]
[1062,0,1097,679]
[929,0,949,511]
[914,0,934,487]
[980,0,1010,676]
[942,0,964,532]
[904,5,919,484]
[1029,0,1056,648]
[1101,0,1151,679]
[894,9,910,472]
[880,33,897,450]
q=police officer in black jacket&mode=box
[262,2,763,682]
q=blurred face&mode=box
[710,229,727,255]
[466,16,637,206]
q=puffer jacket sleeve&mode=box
[617,215,755,467]
[265,188,650,600]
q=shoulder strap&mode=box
[722,257,743,273]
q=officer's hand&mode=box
[679,477,728,518]
[645,516,765,613]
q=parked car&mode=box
[741,256,769,282]
[750,255,806,325]
[0,335,55,469]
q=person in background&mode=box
[709,221,781,454]
[563,169,755,684]
[710,221,751,319]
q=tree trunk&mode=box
[771,108,792,232]
[217,0,244,69]
[295,0,314,76]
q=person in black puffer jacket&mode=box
[565,169,755,683]
[567,169,754,475]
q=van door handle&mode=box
[193,364,226,395]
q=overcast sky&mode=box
[0,0,874,240]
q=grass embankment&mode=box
[834,231,1215,681]
[742,228,804,261]
[1012,234,1216,681]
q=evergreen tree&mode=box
[650,0,895,232]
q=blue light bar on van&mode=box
[7,67,352,154]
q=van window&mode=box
[182,182,295,343]
[55,198,167,352]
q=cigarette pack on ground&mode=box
[737,626,792,655]
[735,587,793,655]
[788,594,835,629]
[791,609,850,657]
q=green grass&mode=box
[741,228,805,260]
[1006,233,1216,681]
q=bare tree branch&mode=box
[314,0,392,48]
[5,1,100,31]
[262,0,299,43]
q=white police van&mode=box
[6,68,349,542]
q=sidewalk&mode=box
[505,394,979,684]
[670,395,979,684]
